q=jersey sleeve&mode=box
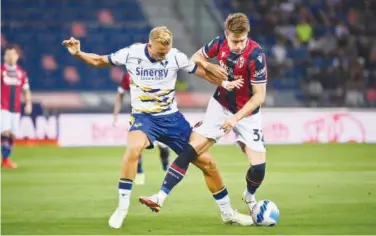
[201,36,223,59]
[108,47,130,66]
[248,48,268,85]
[118,72,131,94]
[175,50,197,74]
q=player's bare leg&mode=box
[238,141,266,213]
[139,132,254,225]
[1,131,17,169]
[109,130,150,229]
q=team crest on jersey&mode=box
[221,51,226,58]
[237,56,245,68]
[257,55,263,63]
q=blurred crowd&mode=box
[2,0,376,107]
[218,0,376,107]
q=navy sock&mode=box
[212,186,228,200]
[1,135,11,159]
[118,178,133,191]
[159,146,170,171]
[160,144,197,194]
[137,156,144,174]
[246,163,266,194]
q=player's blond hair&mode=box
[224,13,250,34]
[149,26,173,46]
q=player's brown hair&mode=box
[149,26,173,46]
[4,44,18,52]
[224,13,250,34]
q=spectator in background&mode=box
[272,39,287,65]
[296,17,312,45]
[345,58,366,107]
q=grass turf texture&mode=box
[2,144,376,235]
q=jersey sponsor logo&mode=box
[135,67,168,81]
[254,66,266,77]
[3,76,22,85]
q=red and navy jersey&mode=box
[202,35,267,115]
[1,64,30,113]
[117,71,131,94]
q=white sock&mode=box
[157,190,168,206]
[244,189,256,202]
[216,195,233,215]
[118,189,131,210]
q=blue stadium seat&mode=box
[2,0,151,91]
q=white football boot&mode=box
[108,208,128,229]
[221,209,254,226]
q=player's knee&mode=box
[204,158,218,174]
[198,157,218,175]
[126,143,145,160]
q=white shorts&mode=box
[1,109,21,135]
[194,98,266,152]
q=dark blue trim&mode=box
[213,187,228,200]
[118,182,133,190]
[144,44,157,63]
[9,85,16,112]
[107,55,116,66]
[188,64,198,74]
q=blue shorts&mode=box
[129,112,192,155]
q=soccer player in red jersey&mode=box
[1,45,33,168]
[113,72,170,185]
[141,13,267,216]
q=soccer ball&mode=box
[251,200,280,226]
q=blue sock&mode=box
[119,178,133,191]
[246,163,266,194]
[1,135,11,159]
[160,144,197,194]
[137,156,143,174]
[159,146,170,171]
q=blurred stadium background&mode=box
[2,0,376,235]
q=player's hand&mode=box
[62,37,81,56]
[205,63,228,81]
[113,115,118,127]
[220,116,238,134]
[224,79,244,91]
[24,103,32,115]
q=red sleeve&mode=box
[201,36,225,59]
[118,72,130,93]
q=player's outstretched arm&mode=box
[192,49,227,81]
[62,37,110,67]
[193,64,226,86]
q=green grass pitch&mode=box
[2,144,376,235]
